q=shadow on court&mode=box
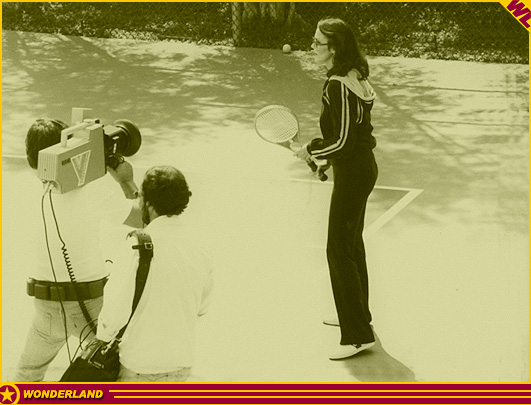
[342,334,417,383]
[2,30,528,382]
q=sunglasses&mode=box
[312,37,329,47]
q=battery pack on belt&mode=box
[26,277,108,301]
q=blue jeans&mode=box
[14,297,103,382]
[118,365,191,382]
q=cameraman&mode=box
[97,166,213,382]
[14,118,142,382]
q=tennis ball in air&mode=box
[282,44,292,53]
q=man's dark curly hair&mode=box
[318,18,369,80]
[141,166,191,216]
[25,119,68,169]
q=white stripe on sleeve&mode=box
[313,83,351,158]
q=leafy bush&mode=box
[2,2,527,64]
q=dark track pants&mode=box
[327,151,378,345]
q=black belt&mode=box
[26,277,108,301]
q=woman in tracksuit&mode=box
[295,18,378,360]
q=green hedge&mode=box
[2,2,528,64]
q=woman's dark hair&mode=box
[318,18,369,79]
[25,119,68,169]
[142,166,191,216]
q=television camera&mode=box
[37,108,142,193]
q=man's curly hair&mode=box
[141,166,191,216]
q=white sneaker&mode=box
[329,342,375,360]
[322,316,340,326]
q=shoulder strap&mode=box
[129,230,154,314]
[116,230,154,340]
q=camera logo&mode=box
[0,384,20,405]
[71,150,91,186]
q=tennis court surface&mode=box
[2,31,528,382]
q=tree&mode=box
[231,2,296,45]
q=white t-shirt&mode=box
[97,215,213,374]
[30,174,133,282]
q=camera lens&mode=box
[103,119,142,169]
[112,119,142,157]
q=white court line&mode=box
[364,186,423,239]
[3,155,423,240]
[2,154,25,159]
[290,177,423,241]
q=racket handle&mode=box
[306,160,318,172]
[308,160,329,181]
[314,158,330,182]
[291,142,328,181]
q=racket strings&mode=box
[255,109,299,143]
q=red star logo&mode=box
[0,385,19,404]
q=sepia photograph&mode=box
[1,1,528,388]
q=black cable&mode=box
[41,186,72,362]
[72,321,98,359]
[47,190,94,334]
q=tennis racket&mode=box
[254,105,328,182]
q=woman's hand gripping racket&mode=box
[254,105,328,182]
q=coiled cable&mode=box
[41,185,72,362]
[47,189,94,333]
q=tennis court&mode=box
[2,31,528,382]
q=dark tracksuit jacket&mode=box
[307,70,378,345]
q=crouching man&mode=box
[97,166,213,382]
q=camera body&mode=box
[37,108,141,193]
